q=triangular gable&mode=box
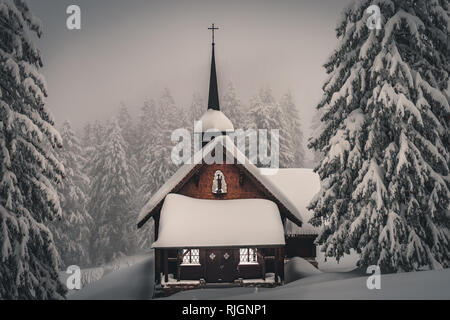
[137,135,303,228]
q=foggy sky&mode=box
[29,0,352,144]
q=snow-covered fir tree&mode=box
[88,120,136,265]
[221,82,248,130]
[136,90,183,249]
[117,104,136,148]
[82,120,106,206]
[150,89,183,189]
[309,0,449,272]
[188,93,207,128]
[116,104,140,182]
[186,93,207,158]
[116,106,141,241]
[248,87,294,168]
[136,100,159,250]
[82,123,93,148]
[280,92,306,167]
[82,120,105,151]
[137,100,158,171]
[117,105,138,162]
[309,108,325,168]
[0,0,66,299]
[50,121,91,268]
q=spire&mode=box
[208,24,220,111]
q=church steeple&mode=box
[194,24,233,144]
[207,23,220,111]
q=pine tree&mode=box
[116,105,141,247]
[221,82,248,130]
[88,120,136,265]
[188,93,206,129]
[248,87,294,168]
[50,121,91,268]
[82,120,105,151]
[117,104,138,165]
[280,92,305,167]
[136,90,184,249]
[151,88,182,186]
[309,0,449,272]
[137,100,158,172]
[157,88,184,145]
[136,100,159,250]
[82,122,93,148]
[309,108,325,167]
[0,0,66,299]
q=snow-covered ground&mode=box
[68,252,450,300]
[164,266,450,300]
[67,253,154,300]
[60,253,152,295]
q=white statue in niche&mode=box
[212,170,227,194]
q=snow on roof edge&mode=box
[152,194,286,248]
[265,169,322,235]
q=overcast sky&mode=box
[29,0,352,141]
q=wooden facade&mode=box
[155,247,285,285]
[178,163,266,201]
[285,234,317,259]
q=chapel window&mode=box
[239,248,258,264]
[181,249,200,265]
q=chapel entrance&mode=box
[205,249,235,283]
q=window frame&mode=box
[180,249,201,266]
[239,248,258,265]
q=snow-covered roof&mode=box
[194,109,234,133]
[152,194,285,248]
[265,169,321,235]
[137,135,304,228]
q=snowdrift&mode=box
[285,257,322,283]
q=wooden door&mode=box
[205,249,221,282]
[205,249,236,283]
[221,249,235,282]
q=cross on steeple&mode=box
[207,23,220,111]
[208,23,219,45]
